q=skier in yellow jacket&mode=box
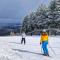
[40,30,49,56]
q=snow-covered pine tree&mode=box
[22,12,36,33]
[56,0,60,29]
[48,0,59,28]
[22,1,60,34]
[35,4,48,29]
[22,4,49,33]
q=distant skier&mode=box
[21,32,26,44]
[40,30,49,56]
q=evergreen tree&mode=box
[22,0,60,34]
[35,4,48,29]
[48,0,59,28]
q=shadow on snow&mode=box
[12,49,52,57]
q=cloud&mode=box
[0,0,50,23]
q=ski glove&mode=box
[40,42,42,45]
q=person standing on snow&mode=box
[21,32,26,45]
[40,30,49,56]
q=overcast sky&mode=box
[0,0,51,23]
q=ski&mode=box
[40,53,51,57]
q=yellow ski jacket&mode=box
[40,33,48,43]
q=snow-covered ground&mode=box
[0,35,60,60]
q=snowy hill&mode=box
[0,36,60,60]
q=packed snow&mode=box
[0,35,60,60]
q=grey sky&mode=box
[0,0,51,23]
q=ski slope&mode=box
[0,36,60,60]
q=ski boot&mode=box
[43,53,49,56]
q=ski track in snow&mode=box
[0,36,60,60]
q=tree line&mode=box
[22,0,60,34]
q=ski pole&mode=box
[41,44,43,53]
